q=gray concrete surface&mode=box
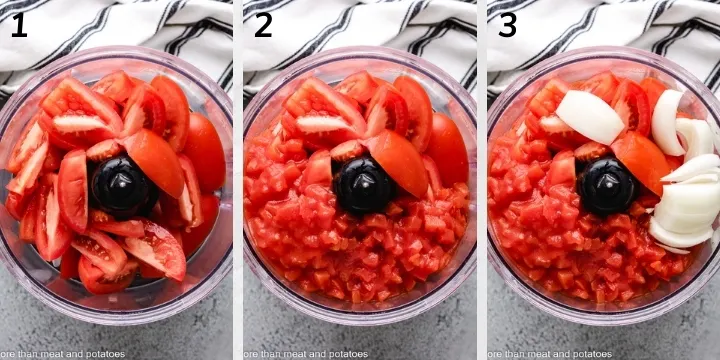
[244,263,477,360]
[0,269,232,360]
[489,264,720,360]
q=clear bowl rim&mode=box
[242,45,478,326]
[0,45,233,326]
[487,45,720,326]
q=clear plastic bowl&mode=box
[0,46,233,326]
[488,46,720,326]
[243,46,477,326]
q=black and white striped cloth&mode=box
[0,0,233,110]
[243,0,478,109]
[488,0,720,109]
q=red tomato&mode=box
[610,79,651,137]
[574,71,619,104]
[639,77,667,114]
[41,77,123,133]
[393,76,433,152]
[89,209,145,238]
[373,76,394,88]
[536,115,589,151]
[59,247,81,279]
[35,175,74,261]
[71,228,127,276]
[57,149,88,233]
[34,111,80,150]
[335,71,379,106]
[526,78,570,118]
[545,150,576,189]
[302,149,332,187]
[177,154,204,228]
[6,139,48,195]
[91,71,136,104]
[37,113,116,150]
[120,83,167,138]
[18,189,39,242]
[182,194,220,256]
[149,76,191,151]
[123,129,185,199]
[424,113,468,187]
[6,117,45,174]
[665,155,684,171]
[422,155,444,198]
[364,85,410,138]
[364,129,428,198]
[611,131,671,196]
[329,139,365,163]
[284,77,367,135]
[86,139,122,163]
[6,185,35,221]
[43,146,63,173]
[119,219,186,282]
[181,113,226,192]
[573,141,611,162]
[78,256,137,295]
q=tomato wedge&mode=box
[6,183,36,221]
[181,113,226,192]
[123,129,184,199]
[302,149,332,187]
[330,139,365,163]
[611,131,671,196]
[57,149,88,234]
[71,228,127,277]
[78,256,137,295]
[35,174,74,261]
[59,247,81,279]
[393,76,433,152]
[89,209,145,238]
[18,189,39,242]
[639,77,668,115]
[6,138,48,195]
[119,219,186,282]
[175,155,204,228]
[41,77,123,133]
[610,79,651,137]
[6,117,45,174]
[364,85,410,138]
[574,71,619,104]
[545,150,576,189]
[536,115,589,151]
[91,71,136,104]
[422,155,444,198]
[424,113,468,187]
[120,83,167,138]
[182,194,220,256]
[43,146,63,173]
[335,71,379,106]
[37,114,117,150]
[86,139,123,162]
[364,130,428,198]
[526,78,570,118]
[150,75,190,152]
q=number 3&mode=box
[499,12,516,38]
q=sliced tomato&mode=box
[181,113,226,192]
[78,256,137,295]
[158,193,185,229]
[364,130,428,198]
[43,146,63,173]
[639,77,667,114]
[123,129,184,199]
[422,155,444,197]
[527,78,570,118]
[119,219,186,282]
[546,150,576,189]
[91,71,136,104]
[574,71,619,104]
[393,76,433,152]
[6,117,45,174]
[330,139,365,163]
[182,194,220,256]
[610,79,651,137]
[335,71,379,106]
[86,139,123,162]
[43,115,117,149]
[71,228,127,276]
[284,77,367,135]
[302,149,332,187]
[35,111,82,150]
[6,184,36,221]
[364,85,410,138]
[6,139,49,195]
[373,76,394,88]
[149,75,190,151]
[611,131,672,196]
[573,141,611,162]
[18,189,39,242]
[424,113,468,187]
[177,154,204,228]
[59,247,81,279]
[41,77,123,133]
[57,149,88,234]
[89,209,145,238]
[120,83,167,138]
[35,174,74,261]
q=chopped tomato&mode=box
[119,219,186,282]
[89,209,145,238]
[329,139,365,163]
[334,71,379,106]
[150,75,190,151]
[59,247,81,279]
[424,113,468,187]
[71,228,127,277]
[537,115,588,151]
[6,117,45,174]
[574,71,619,104]
[639,77,667,114]
[35,175,74,261]
[6,139,48,195]
[41,77,123,133]
[182,194,220,256]
[86,139,123,162]
[546,150,576,189]
[526,78,569,118]
[123,129,185,199]
[177,154,204,228]
[91,71,136,104]
[57,149,88,234]
[364,130,428,198]
[302,149,332,187]
[393,76,433,152]
[574,141,611,162]
[611,131,671,196]
[181,113,226,192]
[611,79,651,137]
[78,256,137,295]
[364,85,409,138]
[120,83,167,138]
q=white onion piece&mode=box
[676,173,719,185]
[661,153,720,182]
[660,181,720,214]
[555,90,625,145]
[652,90,686,156]
[676,118,715,161]
[649,217,713,248]
[655,242,691,255]
[653,200,718,234]
[296,116,352,133]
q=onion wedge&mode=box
[661,153,720,182]
[676,118,714,161]
[649,217,713,249]
[555,90,625,145]
[651,90,685,156]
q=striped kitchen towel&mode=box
[243,0,478,109]
[0,0,233,110]
[488,0,720,109]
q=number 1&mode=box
[12,13,27,38]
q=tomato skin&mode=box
[6,186,35,221]
[393,76,433,152]
[59,247,81,279]
[610,79,651,137]
[334,71,379,106]
[57,149,88,234]
[120,83,167,138]
[91,71,136,104]
[177,154,204,228]
[18,189,39,242]
[35,175,75,261]
[78,256,137,295]
[424,113,468,187]
[119,219,186,282]
[41,77,123,133]
[181,113,226,192]
[611,131,671,196]
[639,77,667,114]
[575,71,619,104]
[365,130,428,198]
[285,77,367,135]
[150,75,190,152]
[364,85,410,138]
[182,194,220,256]
[7,117,44,174]
[6,139,49,195]
[71,228,128,277]
[123,129,185,199]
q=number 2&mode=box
[255,13,272,38]
[499,12,516,38]
[12,13,27,38]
